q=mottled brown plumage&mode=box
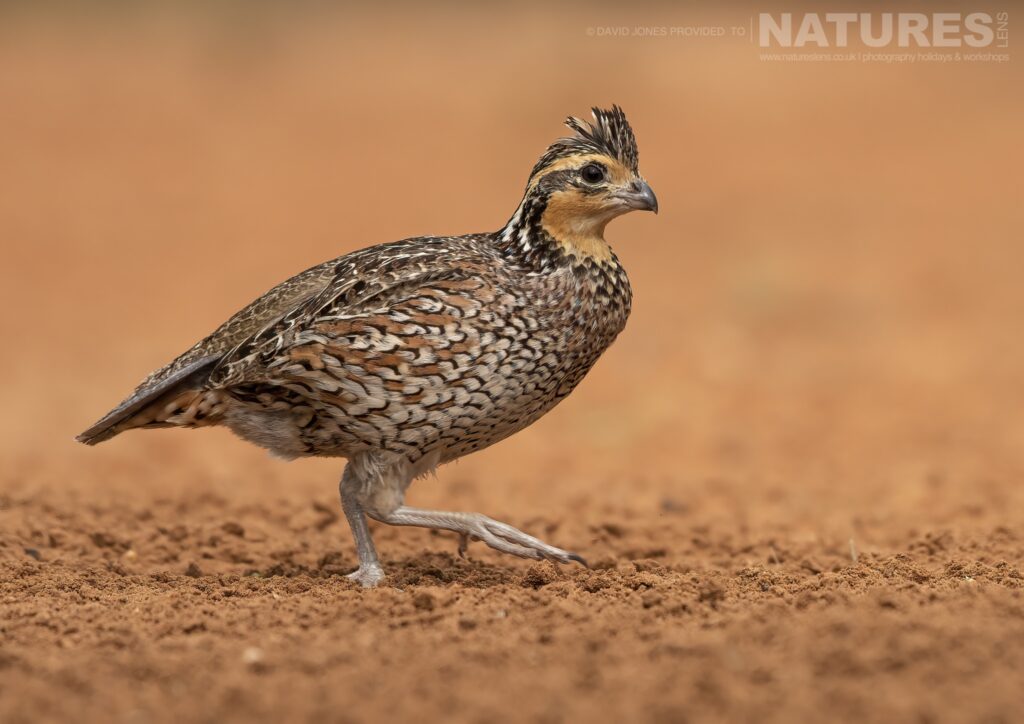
[79,106,657,586]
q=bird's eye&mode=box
[580,163,605,184]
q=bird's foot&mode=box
[458,515,588,567]
[345,562,386,588]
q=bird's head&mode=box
[501,105,656,263]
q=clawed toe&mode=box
[470,517,585,566]
[566,552,589,568]
[346,562,386,588]
[456,532,474,559]
[379,505,586,571]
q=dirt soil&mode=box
[1,7,1022,723]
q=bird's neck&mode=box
[496,191,615,268]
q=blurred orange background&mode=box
[2,3,1020,503]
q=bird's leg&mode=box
[368,506,587,567]
[338,467,386,588]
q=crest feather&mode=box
[530,105,640,178]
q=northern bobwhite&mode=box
[78,106,657,587]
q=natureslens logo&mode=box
[757,12,1008,48]
[582,12,1010,64]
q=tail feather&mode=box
[76,355,221,445]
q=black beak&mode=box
[617,180,659,214]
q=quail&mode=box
[78,106,658,587]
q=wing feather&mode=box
[76,236,482,444]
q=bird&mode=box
[77,105,657,587]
